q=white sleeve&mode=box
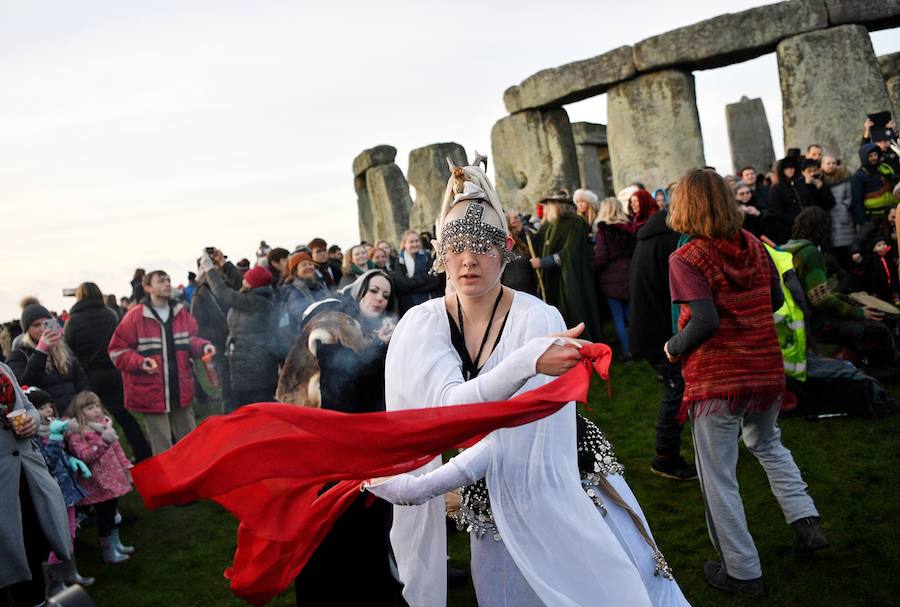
[367,440,491,505]
[386,302,562,410]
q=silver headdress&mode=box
[432,152,514,273]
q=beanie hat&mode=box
[243,266,273,290]
[21,304,52,332]
[287,251,313,276]
[22,386,52,408]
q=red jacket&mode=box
[108,302,209,414]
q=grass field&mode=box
[70,359,900,606]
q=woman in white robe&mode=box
[367,160,689,607]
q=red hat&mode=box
[243,265,273,290]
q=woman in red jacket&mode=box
[664,169,826,600]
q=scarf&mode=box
[401,251,417,278]
[672,232,785,423]
[88,418,119,442]
[133,343,612,606]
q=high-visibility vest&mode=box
[765,244,807,380]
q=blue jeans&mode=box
[607,297,629,353]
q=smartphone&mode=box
[205,247,215,255]
[62,288,76,297]
[42,318,59,332]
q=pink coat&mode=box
[66,422,133,505]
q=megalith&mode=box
[777,25,891,169]
[887,77,900,121]
[365,163,413,246]
[632,0,827,72]
[606,69,705,193]
[407,143,468,233]
[880,53,900,117]
[353,145,397,243]
[726,96,776,175]
[571,122,609,198]
[491,108,580,213]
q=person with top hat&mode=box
[530,190,605,342]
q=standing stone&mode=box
[888,77,900,121]
[571,122,609,198]
[365,163,413,246]
[879,52,900,80]
[354,175,374,243]
[353,145,397,243]
[407,143,468,233]
[491,108,580,213]
[606,69,705,193]
[726,96,776,175]
[777,25,891,169]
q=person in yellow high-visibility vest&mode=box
[764,244,807,381]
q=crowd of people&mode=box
[1,117,899,606]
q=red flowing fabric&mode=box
[133,343,611,605]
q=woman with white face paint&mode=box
[367,159,688,607]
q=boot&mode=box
[61,558,96,586]
[703,561,764,600]
[42,562,67,598]
[110,528,135,555]
[100,535,130,563]
[791,516,829,553]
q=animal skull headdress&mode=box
[432,152,513,273]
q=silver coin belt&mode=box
[452,416,624,541]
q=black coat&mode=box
[64,299,119,373]
[627,210,681,360]
[293,329,401,605]
[8,345,89,414]
[207,269,279,392]
[191,281,230,352]
[393,252,442,315]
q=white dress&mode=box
[381,292,688,607]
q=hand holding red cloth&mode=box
[133,343,612,605]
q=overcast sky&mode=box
[2,1,898,321]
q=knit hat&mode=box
[287,251,313,276]
[236,259,251,272]
[21,304,51,332]
[22,386,52,408]
[243,265,273,290]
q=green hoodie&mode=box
[780,239,864,329]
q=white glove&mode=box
[365,459,475,506]
[365,474,422,505]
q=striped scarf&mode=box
[673,231,784,423]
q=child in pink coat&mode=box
[66,391,135,564]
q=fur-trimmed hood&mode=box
[822,165,851,186]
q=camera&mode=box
[205,247,215,255]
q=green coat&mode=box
[537,215,605,342]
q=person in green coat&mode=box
[530,191,605,342]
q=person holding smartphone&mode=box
[8,304,89,414]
